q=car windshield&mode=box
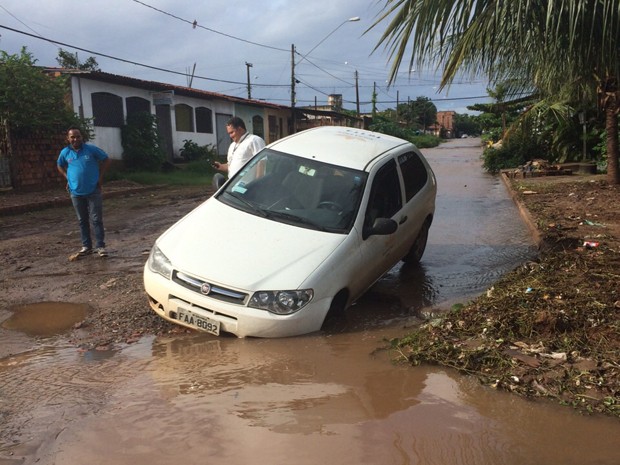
[217,149,367,233]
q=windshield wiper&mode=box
[223,191,267,217]
[264,210,328,231]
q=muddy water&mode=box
[1,302,89,336]
[2,138,620,465]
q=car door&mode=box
[354,158,405,293]
[394,149,433,257]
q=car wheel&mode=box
[321,291,348,332]
[402,219,431,264]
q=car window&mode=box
[364,159,402,229]
[398,151,429,202]
[217,149,366,234]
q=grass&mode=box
[107,159,216,186]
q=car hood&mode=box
[156,198,348,290]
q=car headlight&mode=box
[148,245,173,279]
[249,289,314,315]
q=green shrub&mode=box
[369,116,441,148]
[121,112,165,171]
[482,130,550,173]
[180,139,217,162]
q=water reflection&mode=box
[3,139,620,465]
[150,334,425,430]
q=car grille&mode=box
[173,270,248,305]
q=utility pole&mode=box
[355,70,360,116]
[372,81,377,116]
[187,63,196,88]
[245,62,253,99]
[291,44,296,133]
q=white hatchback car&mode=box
[144,126,437,338]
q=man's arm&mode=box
[98,157,111,188]
[57,161,70,191]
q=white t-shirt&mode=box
[227,133,265,177]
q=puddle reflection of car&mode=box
[144,126,437,338]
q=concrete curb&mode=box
[500,172,543,248]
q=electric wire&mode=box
[0,24,288,88]
[130,0,288,52]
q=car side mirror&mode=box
[362,217,398,240]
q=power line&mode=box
[0,4,43,37]
[0,24,288,88]
[130,0,288,53]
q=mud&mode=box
[1,138,620,464]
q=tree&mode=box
[56,49,99,71]
[453,113,481,137]
[398,96,437,131]
[0,47,84,135]
[370,1,620,184]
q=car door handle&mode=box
[399,216,408,225]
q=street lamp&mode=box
[291,16,360,133]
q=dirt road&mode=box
[0,184,211,357]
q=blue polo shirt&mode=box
[57,143,109,196]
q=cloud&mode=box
[0,0,490,112]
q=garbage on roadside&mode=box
[505,159,573,178]
[580,219,606,227]
[582,241,600,249]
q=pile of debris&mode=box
[505,159,573,179]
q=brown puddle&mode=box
[1,301,90,336]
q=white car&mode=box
[144,126,437,338]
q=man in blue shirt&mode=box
[57,127,111,258]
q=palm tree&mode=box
[370,0,619,184]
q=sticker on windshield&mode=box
[231,182,247,194]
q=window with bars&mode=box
[91,92,123,127]
[252,115,264,139]
[126,96,151,117]
[195,107,213,134]
[175,104,194,132]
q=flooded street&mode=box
[2,138,620,465]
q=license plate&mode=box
[176,309,220,336]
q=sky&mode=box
[0,0,491,114]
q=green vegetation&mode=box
[179,139,218,162]
[371,0,620,185]
[0,47,86,136]
[108,159,216,186]
[56,49,100,71]
[369,115,442,148]
[121,112,166,171]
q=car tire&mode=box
[321,291,348,332]
[402,219,431,264]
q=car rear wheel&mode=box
[402,219,431,264]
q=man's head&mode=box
[67,127,83,150]
[226,117,247,143]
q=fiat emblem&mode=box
[200,283,211,295]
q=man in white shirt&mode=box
[213,117,265,188]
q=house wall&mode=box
[170,93,232,156]
[436,111,455,137]
[264,109,290,144]
[70,76,234,160]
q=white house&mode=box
[46,69,292,160]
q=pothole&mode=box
[1,301,90,336]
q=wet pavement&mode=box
[2,138,620,465]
